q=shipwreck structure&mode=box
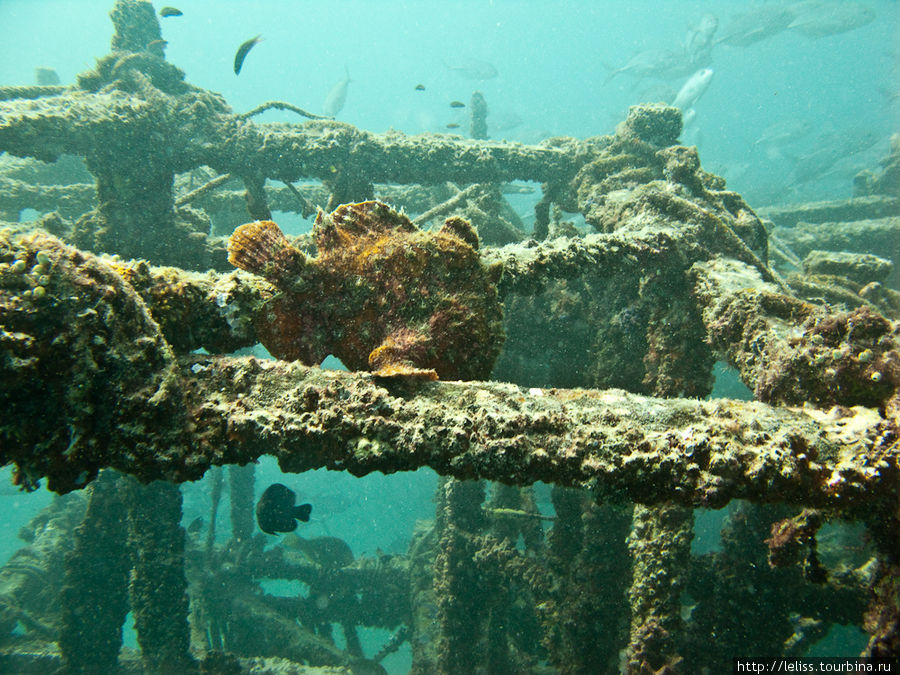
[1,1,898,672]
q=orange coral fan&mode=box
[228,201,504,380]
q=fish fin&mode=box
[372,363,439,380]
[227,220,306,284]
[368,329,438,380]
[295,503,312,522]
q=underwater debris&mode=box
[766,509,827,584]
[256,483,312,535]
[227,200,505,380]
[0,229,194,493]
[802,250,894,287]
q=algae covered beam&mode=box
[1,233,897,510]
[248,122,574,186]
[0,91,574,187]
[182,356,898,517]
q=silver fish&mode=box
[322,66,351,118]
[671,68,714,110]
[445,58,498,80]
[788,1,876,38]
[685,13,719,54]
[716,7,794,47]
[754,119,813,147]
[604,48,682,84]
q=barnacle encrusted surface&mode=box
[0,229,192,493]
[228,200,504,380]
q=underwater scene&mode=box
[1,0,899,672]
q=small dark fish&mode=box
[449,100,465,108]
[256,483,312,535]
[445,123,460,129]
[283,533,354,568]
[159,6,183,18]
[187,517,205,534]
[146,39,168,51]
[34,67,60,86]
[234,34,263,75]
[414,83,425,91]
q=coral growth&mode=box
[0,229,193,493]
[228,200,504,380]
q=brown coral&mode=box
[227,200,504,380]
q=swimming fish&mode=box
[445,123,460,129]
[671,67,714,111]
[715,7,794,47]
[485,507,557,522]
[234,34,262,75]
[34,67,60,86]
[684,13,719,55]
[602,48,685,84]
[414,83,426,91]
[449,100,465,108]
[753,119,812,148]
[159,6,183,17]
[283,533,355,568]
[322,65,351,117]
[146,39,168,52]
[445,57,498,80]
[255,483,312,535]
[788,2,875,38]
[187,517,205,534]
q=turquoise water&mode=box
[1,0,895,206]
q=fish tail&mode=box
[295,503,312,522]
[227,220,306,284]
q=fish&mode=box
[489,111,523,133]
[234,34,262,76]
[283,533,355,568]
[684,13,719,55]
[34,67,60,86]
[671,68,714,110]
[445,57,498,80]
[414,83,426,91]
[255,483,312,534]
[187,517,205,534]
[753,119,813,147]
[715,7,794,47]
[159,6,183,17]
[603,48,688,84]
[322,66,351,117]
[146,39,168,52]
[485,507,556,522]
[449,100,465,109]
[445,123,460,129]
[788,1,875,38]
